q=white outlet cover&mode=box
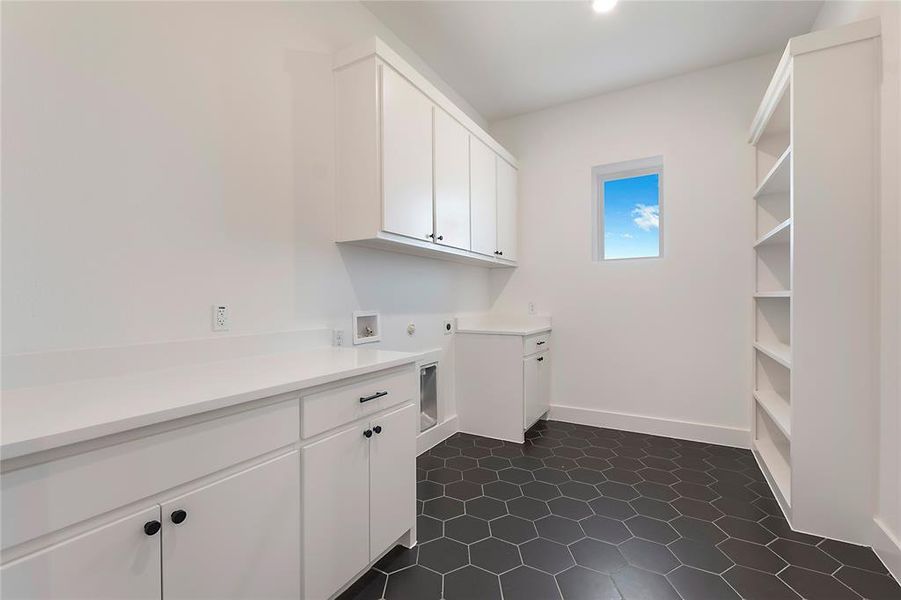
[212,304,229,332]
[442,320,454,335]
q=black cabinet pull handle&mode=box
[171,510,187,524]
[360,391,388,403]
[144,520,161,536]
[436,235,444,241]
[373,425,382,434]
[493,250,499,255]
[363,429,373,438]
[497,251,504,256]
[536,341,545,345]
[537,356,544,362]
[427,233,434,239]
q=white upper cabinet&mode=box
[470,136,497,257]
[334,37,518,268]
[434,109,471,250]
[496,157,518,261]
[381,66,434,241]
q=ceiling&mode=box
[363,1,822,122]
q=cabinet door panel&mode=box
[470,137,497,256]
[0,506,161,600]
[523,355,540,429]
[302,424,370,600]
[496,157,518,261]
[161,452,299,600]
[381,65,433,241]
[369,403,417,558]
[434,110,471,250]
[537,352,551,421]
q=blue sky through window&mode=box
[603,173,660,259]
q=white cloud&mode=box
[632,204,659,231]
[621,233,634,239]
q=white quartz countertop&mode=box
[1,347,422,460]
[455,315,552,336]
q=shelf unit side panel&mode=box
[790,38,880,544]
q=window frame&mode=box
[591,156,664,261]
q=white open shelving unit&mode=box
[747,19,880,544]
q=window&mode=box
[592,157,663,260]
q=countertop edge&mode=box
[455,326,552,336]
[1,352,422,461]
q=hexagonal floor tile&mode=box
[462,467,499,485]
[548,497,592,520]
[630,497,678,521]
[596,481,640,501]
[464,495,507,521]
[580,515,631,544]
[417,537,468,574]
[416,515,443,543]
[484,480,523,501]
[470,537,521,574]
[383,565,442,600]
[520,537,575,575]
[667,566,740,600]
[589,496,637,520]
[445,480,483,501]
[723,566,801,600]
[716,516,776,545]
[508,496,551,520]
[337,569,385,600]
[835,565,901,599]
[374,545,418,574]
[769,538,841,574]
[624,515,679,544]
[500,566,562,600]
[422,496,464,521]
[778,566,860,600]
[443,565,501,600]
[633,481,680,502]
[479,456,512,470]
[569,538,627,574]
[445,456,478,471]
[558,481,599,501]
[619,537,678,575]
[669,537,733,574]
[522,480,561,501]
[556,566,620,600]
[638,468,678,485]
[612,566,681,600]
[535,515,585,545]
[428,467,462,484]
[491,515,538,544]
[670,515,727,544]
[445,514,490,544]
[497,467,535,484]
[533,467,570,484]
[671,496,724,521]
[719,537,787,573]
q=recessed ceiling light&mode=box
[592,0,618,13]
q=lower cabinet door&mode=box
[161,451,300,600]
[524,352,550,429]
[0,506,162,600]
[369,402,417,558]
[302,424,371,600]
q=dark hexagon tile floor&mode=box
[339,420,901,599]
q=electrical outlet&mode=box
[333,329,344,347]
[442,320,454,335]
[528,302,536,315]
[212,304,229,332]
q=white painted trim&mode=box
[417,415,458,455]
[873,517,901,583]
[333,36,517,167]
[548,404,751,449]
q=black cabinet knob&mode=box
[493,250,499,255]
[537,356,544,362]
[427,233,435,239]
[171,510,187,524]
[498,251,504,256]
[363,429,373,438]
[144,520,161,536]
[436,235,444,241]
[373,425,382,434]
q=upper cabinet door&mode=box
[470,137,497,256]
[434,110,471,250]
[369,403,417,559]
[496,158,518,261]
[161,452,300,600]
[380,65,434,241]
[0,506,162,600]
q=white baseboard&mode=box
[873,517,901,583]
[417,415,458,454]
[548,405,751,449]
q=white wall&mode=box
[812,0,901,578]
[488,54,780,446]
[1,1,490,419]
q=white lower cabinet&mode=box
[302,400,417,600]
[162,451,300,600]
[369,403,417,558]
[524,351,550,429]
[1,506,162,600]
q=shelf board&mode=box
[754,147,791,198]
[754,218,791,248]
[754,436,792,507]
[754,390,791,438]
[754,341,792,369]
[755,291,791,298]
